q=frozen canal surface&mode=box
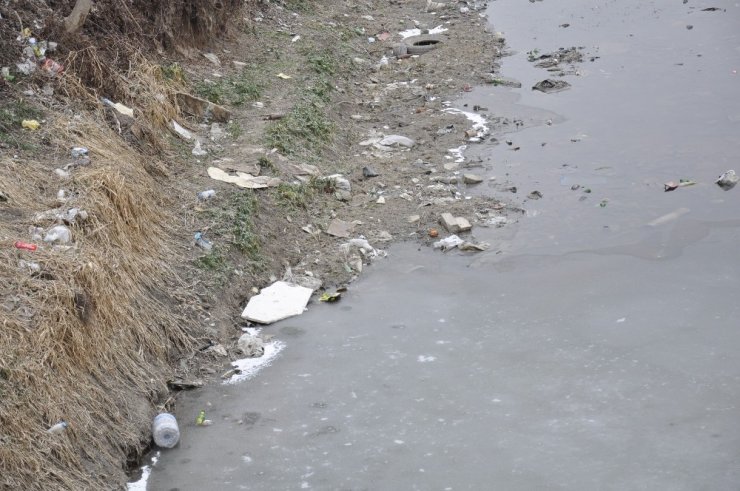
[147,1,740,489]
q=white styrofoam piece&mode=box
[241,281,313,324]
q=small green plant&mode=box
[258,156,276,174]
[227,121,243,139]
[308,77,334,102]
[265,99,333,155]
[307,51,337,76]
[161,63,186,83]
[275,182,315,210]
[195,251,227,272]
[195,80,226,104]
[194,70,263,106]
[230,192,261,261]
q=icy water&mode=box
[144,1,740,489]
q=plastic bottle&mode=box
[194,232,213,251]
[152,413,180,448]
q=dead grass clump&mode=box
[0,116,197,489]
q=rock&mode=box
[439,213,472,234]
[210,123,226,142]
[407,214,421,224]
[459,241,490,252]
[290,274,323,291]
[443,162,460,171]
[463,174,483,184]
[362,166,379,178]
[528,190,543,199]
[377,231,393,241]
[237,333,265,358]
[532,79,571,94]
[241,281,313,324]
[206,344,228,357]
[175,92,232,123]
[376,196,386,204]
[326,219,354,238]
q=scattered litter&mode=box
[101,98,134,117]
[433,234,464,251]
[532,79,571,93]
[19,260,41,273]
[41,58,63,76]
[378,134,415,148]
[459,241,490,252]
[599,199,609,208]
[428,228,439,238]
[291,35,301,43]
[716,170,738,190]
[320,292,342,303]
[276,73,292,79]
[241,281,313,324]
[439,212,472,233]
[341,238,383,257]
[43,225,71,244]
[21,119,40,130]
[47,421,68,434]
[152,413,180,449]
[528,190,543,200]
[70,147,88,158]
[14,241,38,251]
[399,25,448,39]
[195,410,210,426]
[194,232,213,251]
[207,166,281,189]
[237,333,265,357]
[376,196,386,204]
[197,190,216,200]
[326,219,354,238]
[664,179,695,192]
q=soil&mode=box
[0,0,512,488]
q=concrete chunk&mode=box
[439,213,472,233]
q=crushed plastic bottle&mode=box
[44,225,72,244]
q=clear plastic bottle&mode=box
[152,413,180,448]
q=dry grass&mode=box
[0,110,197,490]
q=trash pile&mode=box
[6,27,63,79]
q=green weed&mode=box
[230,192,261,262]
[227,121,243,139]
[195,251,227,272]
[265,99,333,155]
